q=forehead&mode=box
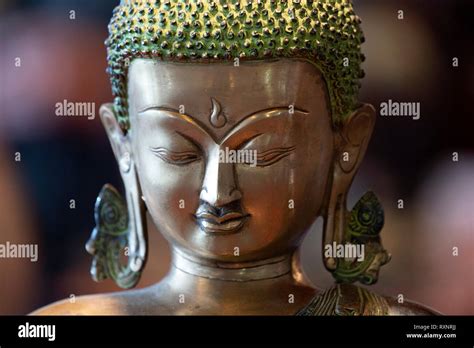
[128,58,330,134]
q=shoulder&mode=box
[384,296,441,315]
[297,283,440,316]
[30,287,158,315]
[31,293,125,315]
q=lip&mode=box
[195,211,249,235]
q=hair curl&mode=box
[106,0,365,131]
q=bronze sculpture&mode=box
[34,0,438,315]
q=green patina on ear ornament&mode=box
[333,191,391,285]
[86,184,141,288]
[105,0,366,131]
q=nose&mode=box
[200,148,242,207]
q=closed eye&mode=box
[252,146,296,167]
[150,147,201,165]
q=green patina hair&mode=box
[106,0,365,131]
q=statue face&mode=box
[127,58,334,261]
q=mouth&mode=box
[194,211,249,235]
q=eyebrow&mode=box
[138,105,309,117]
[138,105,309,144]
[138,105,180,114]
[220,106,309,145]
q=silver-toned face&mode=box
[128,58,334,262]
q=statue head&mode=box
[89,0,380,287]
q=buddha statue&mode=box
[34,0,438,315]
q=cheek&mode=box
[237,145,331,225]
[236,164,298,247]
[242,130,333,238]
[296,126,334,217]
[134,141,203,230]
[237,165,293,213]
[299,140,333,213]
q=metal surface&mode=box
[128,59,333,264]
[32,58,438,315]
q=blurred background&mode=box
[0,0,472,315]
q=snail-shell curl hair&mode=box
[106,0,366,131]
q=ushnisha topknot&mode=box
[106,0,366,131]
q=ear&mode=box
[335,103,376,182]
[322,103,376,271]
[98,103,147,275]
[100,103,132,173]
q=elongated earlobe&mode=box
[84,104,148,289]
[322,104,390,285]
[87,180,147,288]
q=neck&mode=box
[171,247,294,282]
[154,247,316,315]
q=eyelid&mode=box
[238,146,295,167]
[150,147,201,165]
[255,146,296,166]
